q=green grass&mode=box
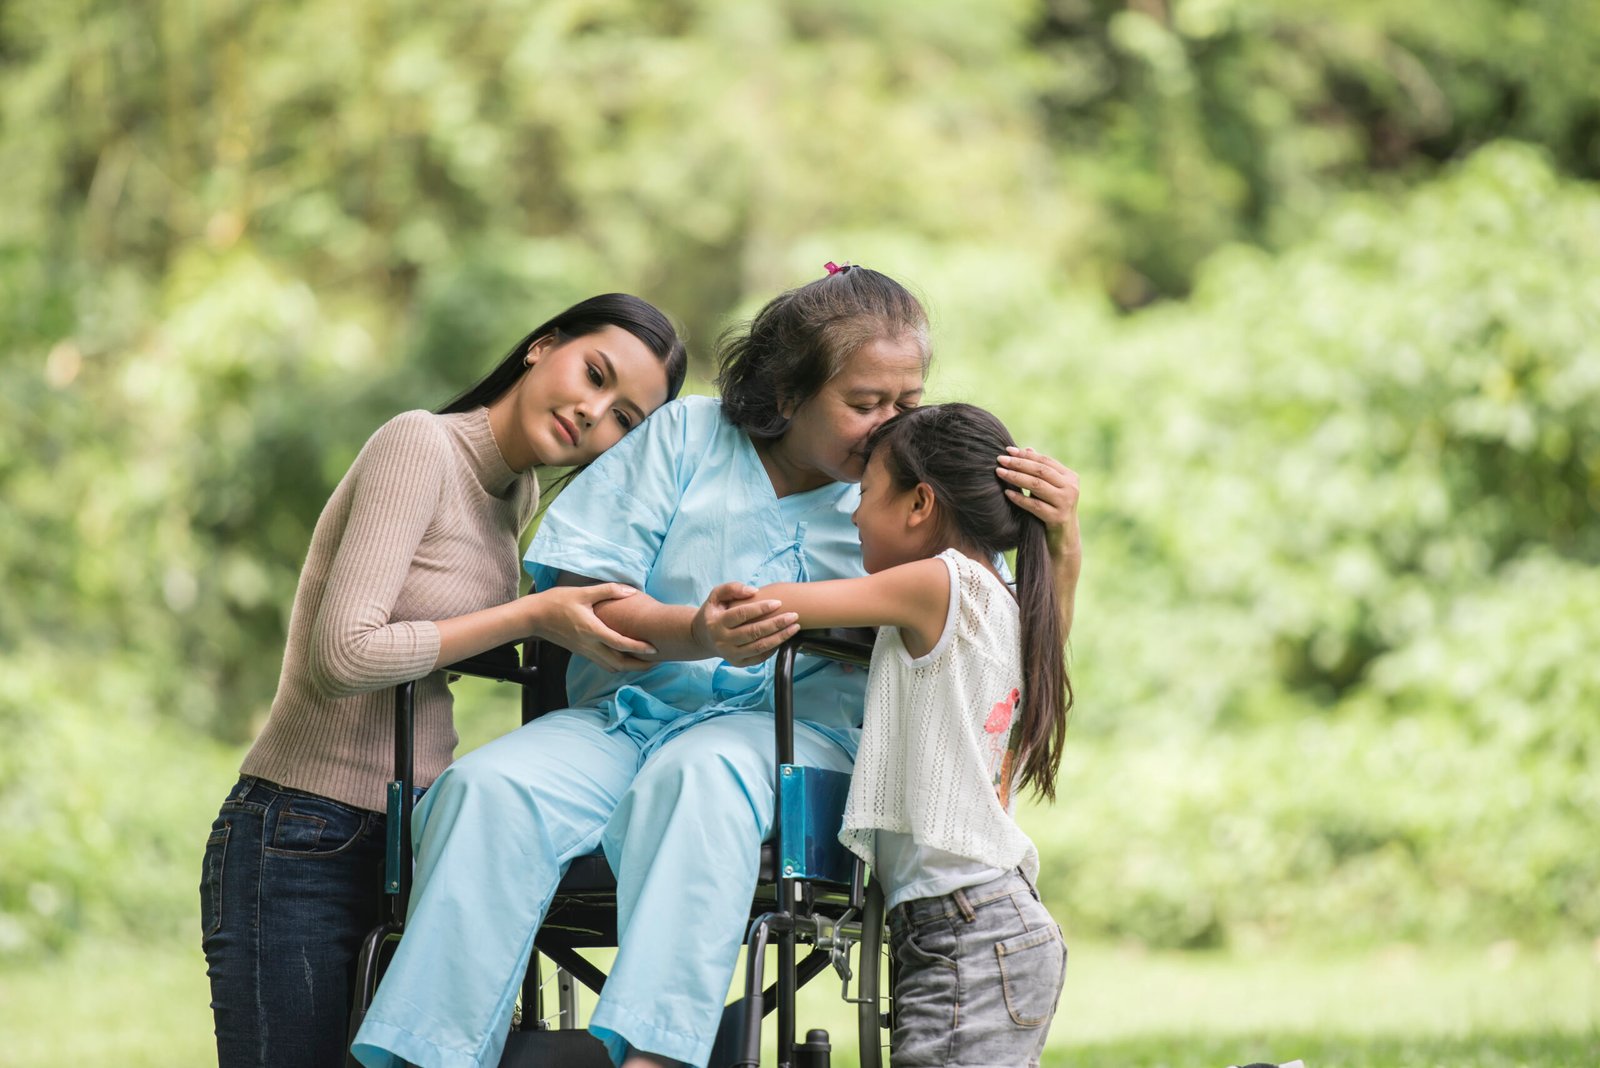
[1048,941,1600,1041]
[1047,1033,1600,1067]
[0,939,215,1068]
[777,939,1600,1066]
[3,936,1595,1067]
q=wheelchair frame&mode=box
[348,631,891,1068]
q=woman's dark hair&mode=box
[716,266,929,439]
[866,403,1072,801]
[437,293,688,415]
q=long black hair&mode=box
[437,293,688,415]
[716,266,928,439]
[866,403,1072,801]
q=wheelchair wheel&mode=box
[856,878,890,1068]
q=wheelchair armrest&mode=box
[792,626,874,668]
[442,638,569,725]
[442,640,540,684]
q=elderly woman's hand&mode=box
[692,582,801,667]
[997,446,1082,635]
[997,446,1081,563]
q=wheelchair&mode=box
[348,630,893,1068]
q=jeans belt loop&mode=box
[952,886,977,923]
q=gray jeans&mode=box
[887,870,1067,1067]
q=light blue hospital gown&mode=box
[352,395,868,1068]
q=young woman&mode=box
[351,266,1081,1068]
[200,294,687,1068]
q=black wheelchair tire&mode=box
[856,878,888,1068]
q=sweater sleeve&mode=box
[306,412,447,698]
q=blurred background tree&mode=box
[1,0,1596,962]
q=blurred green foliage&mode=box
[960,144,1600,948]
[1,0,1596,960]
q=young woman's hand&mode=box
[997,446,1081,564]
[691,582,801,666]
[533,584,658,671]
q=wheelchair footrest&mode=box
[499,1029,612,1068]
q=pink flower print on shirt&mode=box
[984,688,1021,808]
[985,689,1020,734]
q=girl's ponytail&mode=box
[1012,510,1070,802]
[866,402,1073,802]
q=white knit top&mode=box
[839,548,1040,895]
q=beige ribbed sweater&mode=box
[241,407,538,812]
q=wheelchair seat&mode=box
[553,843,778,895]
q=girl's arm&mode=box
[755,557,952,658]
[559,572,803,666]
[996,446,1082,637]
[548,559,953,668]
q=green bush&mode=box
[0,647,236,958]
[998,145,1600,948]
[975,143,1600,738]
[2,0,1596,959]
[1025,710,1599,949]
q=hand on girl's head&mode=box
[996,446,1080,524]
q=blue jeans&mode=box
[200,776,387,1068]
[888,870,1067,1067]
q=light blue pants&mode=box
[350,707,854,1068]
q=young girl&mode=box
[200,293,687,1068]
[751,402,1073,1066]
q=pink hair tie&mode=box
[824,261,845,275]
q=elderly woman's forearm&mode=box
[551,571,712,661]
[587,590,707,661]
[1052,549,1080,638]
